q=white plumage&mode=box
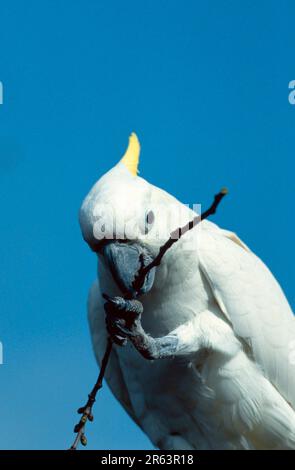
[80,139,295,450]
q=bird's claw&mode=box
[103,294,143,346]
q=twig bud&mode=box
[81,434,87,447]
[74,423,81,433]
[220,187,228,195]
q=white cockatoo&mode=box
[79,133,295,450]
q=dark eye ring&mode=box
[145,210,155,233]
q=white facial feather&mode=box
[79,161,196,254]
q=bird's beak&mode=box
[102,241,156,297]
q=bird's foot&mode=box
[103,294,179,360]
[103,294,143,347]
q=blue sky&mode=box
[0,0,294,450]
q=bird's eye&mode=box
[145,210,155,234]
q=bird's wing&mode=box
[87,280,140,426]
[198,222,295,408]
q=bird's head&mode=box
[79,133,194,297]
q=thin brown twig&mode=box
[69,338,113,450]
[69,187,228,450]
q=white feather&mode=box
[198,222,295,408]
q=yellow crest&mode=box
[120,132,140,176]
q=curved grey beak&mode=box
[102,241,156,297]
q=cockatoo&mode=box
[79,133,295,450]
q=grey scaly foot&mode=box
[103,294,179,360]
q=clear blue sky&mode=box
[0,0,294,450]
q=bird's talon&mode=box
[116,323,136,337]
[104,295,144,347]
[112,335,128,346]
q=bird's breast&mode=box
[141,253,212,336]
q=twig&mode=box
[69,338,113,450]
[132,188,228,293]
[69,188,228,450]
